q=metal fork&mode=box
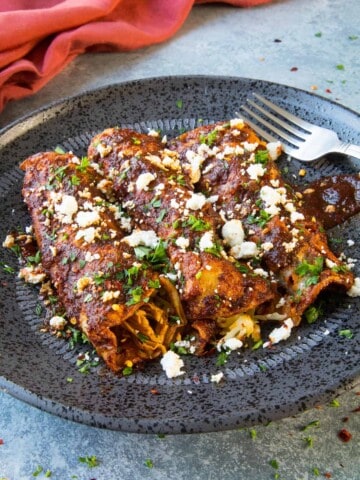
[239,93,360,161]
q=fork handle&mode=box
[337,143,360,160]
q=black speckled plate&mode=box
[0,76,359,434]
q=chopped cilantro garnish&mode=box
[76,156,90,172]
[68,327,90,349]
[301,419,320,431]
[295,257,323,285]
[216,350,229,366]
[126,286,143,305]
[0,262,15,274]
[303,435,314,448]
[70,174,80,186]
[145,458,154,468]
[148,278,161,289]
[35,303,43,316]
[183,215,211,232]
[255,150,269,164]
[27,250,42,265]
[156,209,167,223]
[269,459,279,470]
[54,146,66,154]
[200,129,218,147]
[78,455,99,468]
[339,329,353,339]
[247,209,272,228]
[32,465,43,477]
[252,339,263,350]
[122,365,133,376]
[134,240,169,270]
[249,428,257,439]
[176,99,183,109]
[137,332,149,343]
[304,304,323,324]
[204,241,223,258]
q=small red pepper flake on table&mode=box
[290,67,298,72]
[0,438,4,445]
[338,428,352,442]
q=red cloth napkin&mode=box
[0,0,271,112]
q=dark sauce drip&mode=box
[299,173,360,229]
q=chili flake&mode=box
[338,428,352,442]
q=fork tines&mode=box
[239,93,311,154]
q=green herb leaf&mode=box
[183,215,211,232]
[54,146,66,154]
[32,465,43,477]
[216,350,229,366]
[27,250,42,265]
[200,129,218,147]
[126,286,143,305]
[247,209,272,228]
[145,458,154,468]
[76,156,90,172]
[303,435,314,448]
[301,419,320,431]
[339,329,353,339]
[122,365,133,376]
[0,262,15,274]
[269,459,279,469]
[78,455,99,468]
[304,304,322,324]
[255,150,269,164]
[295,257,323,285]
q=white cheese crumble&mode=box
[54,194,78,224]
[96,142,112,158]
[290,211,305,224]
[122,229,159,248]
[18,266,46,284]
[222,219,245,247]
[242,141,258,152]
[221,337,243,351]
[231,241,258,259]
[175,237,190,250]
[75,210,100,228]
[347,277,360,297]
[185,192,207,211]
[266,141,282,160]
[230,118,245,129]
[75,227,97,244]
[247,163,266,180]
[211,372,224,383]
[263,318,294,347]
[160,350,185,378]
[199,231,214,251]
[136,172,156,192]
[49,316,67,330]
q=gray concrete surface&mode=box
[0,0,359,478]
